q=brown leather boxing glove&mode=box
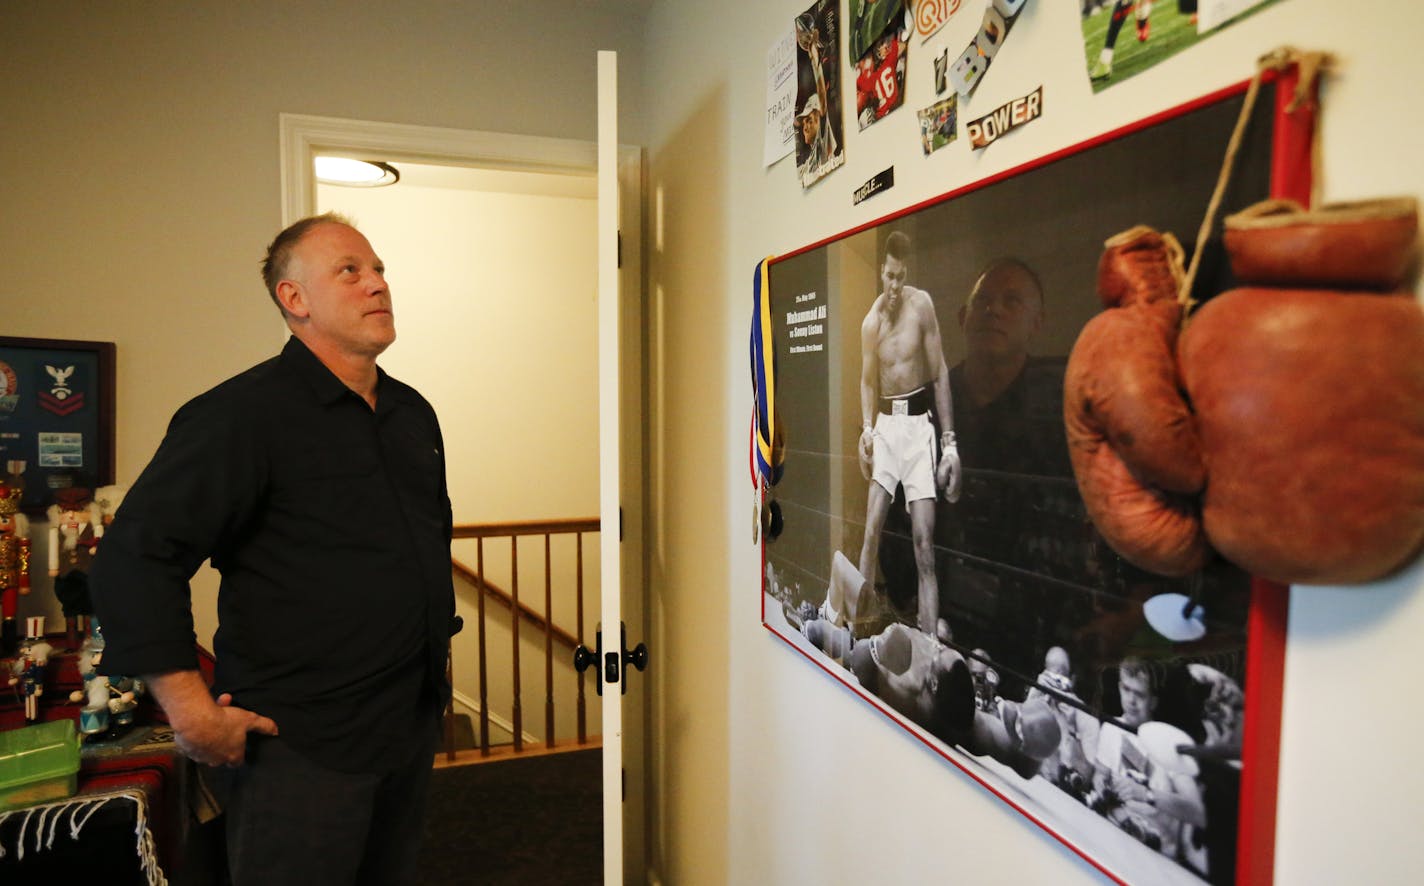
[1064,226,1209,576]
[1222,197,1418,291]
[1179,197,1424,585]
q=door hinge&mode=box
[617,230,622,269]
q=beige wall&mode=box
[1,2,644,644]
[643,0,1424,884]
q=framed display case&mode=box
[0,336,116,513]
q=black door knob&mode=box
[625,642,648,672]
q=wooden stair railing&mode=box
[446,517,600,761]
[451,561,580,649]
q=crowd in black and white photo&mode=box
[775,555,1245,884]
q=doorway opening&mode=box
[279,112,648,877]
[319,157,601,750]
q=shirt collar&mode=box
[279,336,414,415]
[278,336,373,407]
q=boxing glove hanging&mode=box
[1179,197,1424,585]
[1064,227,1209,576]
[1065,46,1424,585]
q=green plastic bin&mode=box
[0,719,82,811]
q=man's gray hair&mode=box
[260,212,357,315]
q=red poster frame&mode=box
[760,68,1307,885]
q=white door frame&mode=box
[280,114,613,224]
[278,109,647,881]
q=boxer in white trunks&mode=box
[857,230,961,637]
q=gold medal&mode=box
[752,484,761,545]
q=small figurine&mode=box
[0,480,32,654]
[8,616,53,721]
[108,674,144,730]
[47,486,104,640]
[93,484,127,527]
[71,618,111,734]
[68,618,144,737]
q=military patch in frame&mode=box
[0,337,115,513]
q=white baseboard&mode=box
[450,687,539,746]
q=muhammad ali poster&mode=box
[761,78,1299,885]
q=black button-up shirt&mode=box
[949,357,1072,479]
[91,337,455,773]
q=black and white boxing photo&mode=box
[761,84,1285,886]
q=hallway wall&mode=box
[641,1,1424,883]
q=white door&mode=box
[596,49,626,886]
[596,49,650,884]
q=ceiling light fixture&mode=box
[314,156,400,187]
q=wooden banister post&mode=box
[544,533,555,749]
[576,531,586,745]
[444,639,456,761]
[477,537,490,757]
[511,538,522,753]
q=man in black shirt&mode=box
[91,213,456,885]
[918,258,1072,583]
[950,257,1069,478]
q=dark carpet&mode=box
[416,748,602,885]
